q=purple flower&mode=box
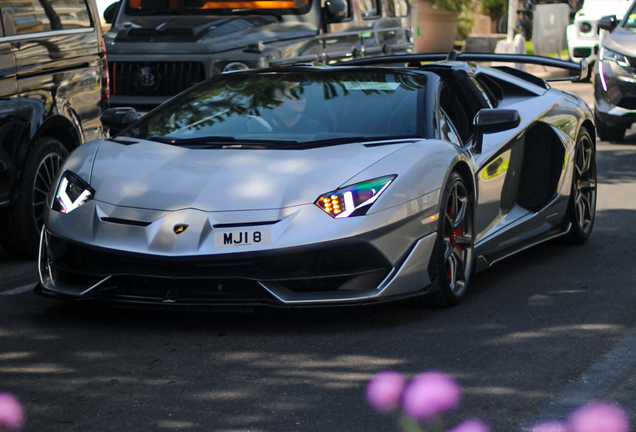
[568,402,629,432]
[530,420,568,432]
[447,418,490,432]
[366,370,406,413]
[401,371,461,421]
[0,392,24,431]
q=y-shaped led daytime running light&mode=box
[53,171,94,214]
[315,175,396,218]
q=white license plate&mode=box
[214,229,271,247]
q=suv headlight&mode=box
[601,46,630,68]
[315,175,396,218]
[579,21,592,33]
[52,171,94,214]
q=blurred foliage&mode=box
[480,0,506,20]
[427,0,473,14]
[457,6,475,40]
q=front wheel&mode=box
[566,128,596,244]
[414,172,474,308]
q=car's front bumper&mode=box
[594,58,636,126]
[36,196,441,307]
[568,39,599,64]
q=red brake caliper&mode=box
[446,205,462,281]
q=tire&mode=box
[413,172,474,308]
[0,137,68,259]
[497,15,508,34]
[565,128,596,244]
[595,110,626,141]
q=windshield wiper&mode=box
[148,135,236,145]
[284,137,368,149]
[147,135,298,149]
[285,136,416,150]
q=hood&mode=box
[106,15,317,52]
[576,0,631,20]
[89,139,411,212]
[604,27,636,56]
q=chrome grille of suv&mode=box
[109,61,206,97]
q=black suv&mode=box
[594,6,636,140]
[0,0,109,259]
[102,0,413,110]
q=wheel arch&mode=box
[451,160,476,203]
[33,114,82,155]
[580,119,596,148]
[10,115,81,201]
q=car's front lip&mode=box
[36,228,438,307]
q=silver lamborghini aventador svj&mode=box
[36,56,597,308]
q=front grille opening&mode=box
[573,48,592,58]
[47,235,393,302]
[96,276,274,303]
[109,61,206,97]
[265,269,389,294]
[51,267,104,287]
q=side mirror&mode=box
[572,58,590,83]
[473,109,520,154]
[598,15,618,32]
[103,1,120,24]
[324,0,348,23]
[101,107,139,136]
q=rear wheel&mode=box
[414,172,474,308]
[566,128,596,244]
[595,110,626,141]
[0,137,68,259]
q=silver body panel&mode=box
[37,62,595,307]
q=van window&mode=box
[386,0,408,17]
[1,0,92,36]
[356,0,380,18]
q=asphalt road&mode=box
[2,81,636,432]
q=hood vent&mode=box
[101,217,151,227]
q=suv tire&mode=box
[0,138,68,259]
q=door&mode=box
[0,11,19,206]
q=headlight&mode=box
[601,46,630,68]
[222,62,250,73]
[315,175,396,218]
[52,171,94,214]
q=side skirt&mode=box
[475,220,571,273]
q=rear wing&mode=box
[335,51,590,83]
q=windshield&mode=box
[124,0,310,15]
[123,69,427,148]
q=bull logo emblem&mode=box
[173,224,189,235]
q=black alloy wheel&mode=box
[567,128,596,244]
